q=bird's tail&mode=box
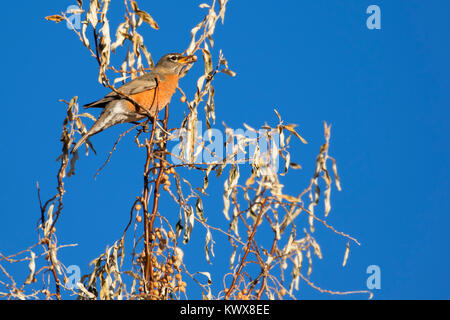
[72,119,104,154]
[72,133,92,154]
[72,99,136,154]
[71,101,122,154]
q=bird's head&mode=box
[154,53,197,75]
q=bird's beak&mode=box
[178,55,197,64]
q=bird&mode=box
[72,52,197,153]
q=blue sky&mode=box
[1,0,449,299]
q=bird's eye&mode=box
[170,55,178,61]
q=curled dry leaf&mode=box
[130,0,159,30]
[111,19,130,52]
[284,124,308,144]
[136,10,159,30]
[81,22,90,48]
[290,162,302,169]
[45,15,65,23]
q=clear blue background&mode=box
[1,0,449,299]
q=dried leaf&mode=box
[243,123,256,133]
[81,22,90,48]
[290,162,302,169]
[306,249,313,277]
[24,251,36,285]
[324,188,331,216]
[222,165,239,220]
[279,194,300,203]
[44,204,54,238]
[204,229,215,263]
[308,209,315,233]
[183,206,195,244]
[221,68,236,77]
[130,1,159,30]
[86,0,98,28]
[274,109,282,122]
[196,197,205,221]
[45,15,65,23]
[245,173,255,187]
[77,112,97,122]
[68,147,79,177]
[77,282,96,299]
[310,238,322,259]
[111,19,130,52]
[202,47,213,77]
[130,0,138,11]
[140,44,154,68]
[136,10,159,30]
[342,242,350,267]
[331,157,342,191]
[284,124,308,144]
[201,165,213,192]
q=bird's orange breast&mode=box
[126,74,179,115]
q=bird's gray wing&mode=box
[84,73,161,109]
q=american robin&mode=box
[72,52,197,153]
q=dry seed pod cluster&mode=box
[135,227,185,299]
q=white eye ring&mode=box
[170,56,178,61]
